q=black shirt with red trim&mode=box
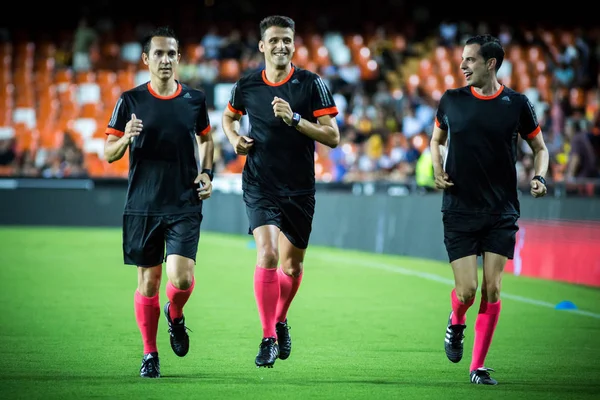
[106,81,211,216]
[228,65,338,196]
[435,85,541,215]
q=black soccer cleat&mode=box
[276,320,292,360]
[470,367,498,385]
[164,301,190,357]
[444,312,466,363]
[255,337,279,368]
[140,352,160,378]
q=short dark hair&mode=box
[259,15,295,39]
[465,34,504,72]
[142,26,179,55]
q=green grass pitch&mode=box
[0,227,598,399]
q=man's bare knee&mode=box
[451,255,479,302]
[137,265,162,296]
[455,285,478,302]
[280,259,303,277]
[166,255,195,289]
[482,252,507,303]
[257,246,279,269]
[253,225,280,269]
[482,274,502,303]
[278,233,306,276]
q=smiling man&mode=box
[104,26,214,378]
[222,15,340,368]
[429,34,549,385]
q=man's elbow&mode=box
[104,148,116,163]
[327,131,340,148]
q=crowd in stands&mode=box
[1,9,599,189]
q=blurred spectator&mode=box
[565,119,598,180]
[220,30,245,60]
[201,25,223,60]
[72,17,98,72]
[439,20,458,47]
[0,138,16,167]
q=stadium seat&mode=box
[75,71,96,84]
[117,69,136,91]
[418,58,433,80]
[183,43,204,63]
[313,45,331,67]
[84,152,106,177]
[292,45,309,68]
[219,59,241,82]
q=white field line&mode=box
[312,253,600,320]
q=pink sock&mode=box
[276,268,303,323]
[470,298,502,371]
[166,278,195,320]
[254,266,280,338]
[134,291,160,354]
[451,289,475,325]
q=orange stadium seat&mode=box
[14,123,38,154]
[307,34,324,57]
[438,59,452,76]
[0,55,11,77]
[507,45,523,62]
[183,44,204,63]
[527,46,543,64]
[452,46,463,66]
[418,58,433,80]
[219,59,241,82]
[0,107,12,126]
[84,152,107,177]
[292,45,309,68]
[359,59,379,80]
[38,127,63,150]
[434,46,449,63]
[406,74,420,95]
[313,45,331,67]
[225,155,246,173]
[79,103,102,120]
[54,68,73,87]
[97,70,117,87]
[75,71,96,84]
[106,155,129,178]
[117,69,135,91]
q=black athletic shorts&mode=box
[442,212,519,263]
[243,189,316,250]
[122,212,203,267]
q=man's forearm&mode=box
[430,139,443,174]
[200,140,214,170]
[105,136,130,163]
[533,147,549,177]
[222,115,240,145]
[296,119,339,148]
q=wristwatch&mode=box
[291,112,301,127]
[202,168,214,181]
[532,175,546,185]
